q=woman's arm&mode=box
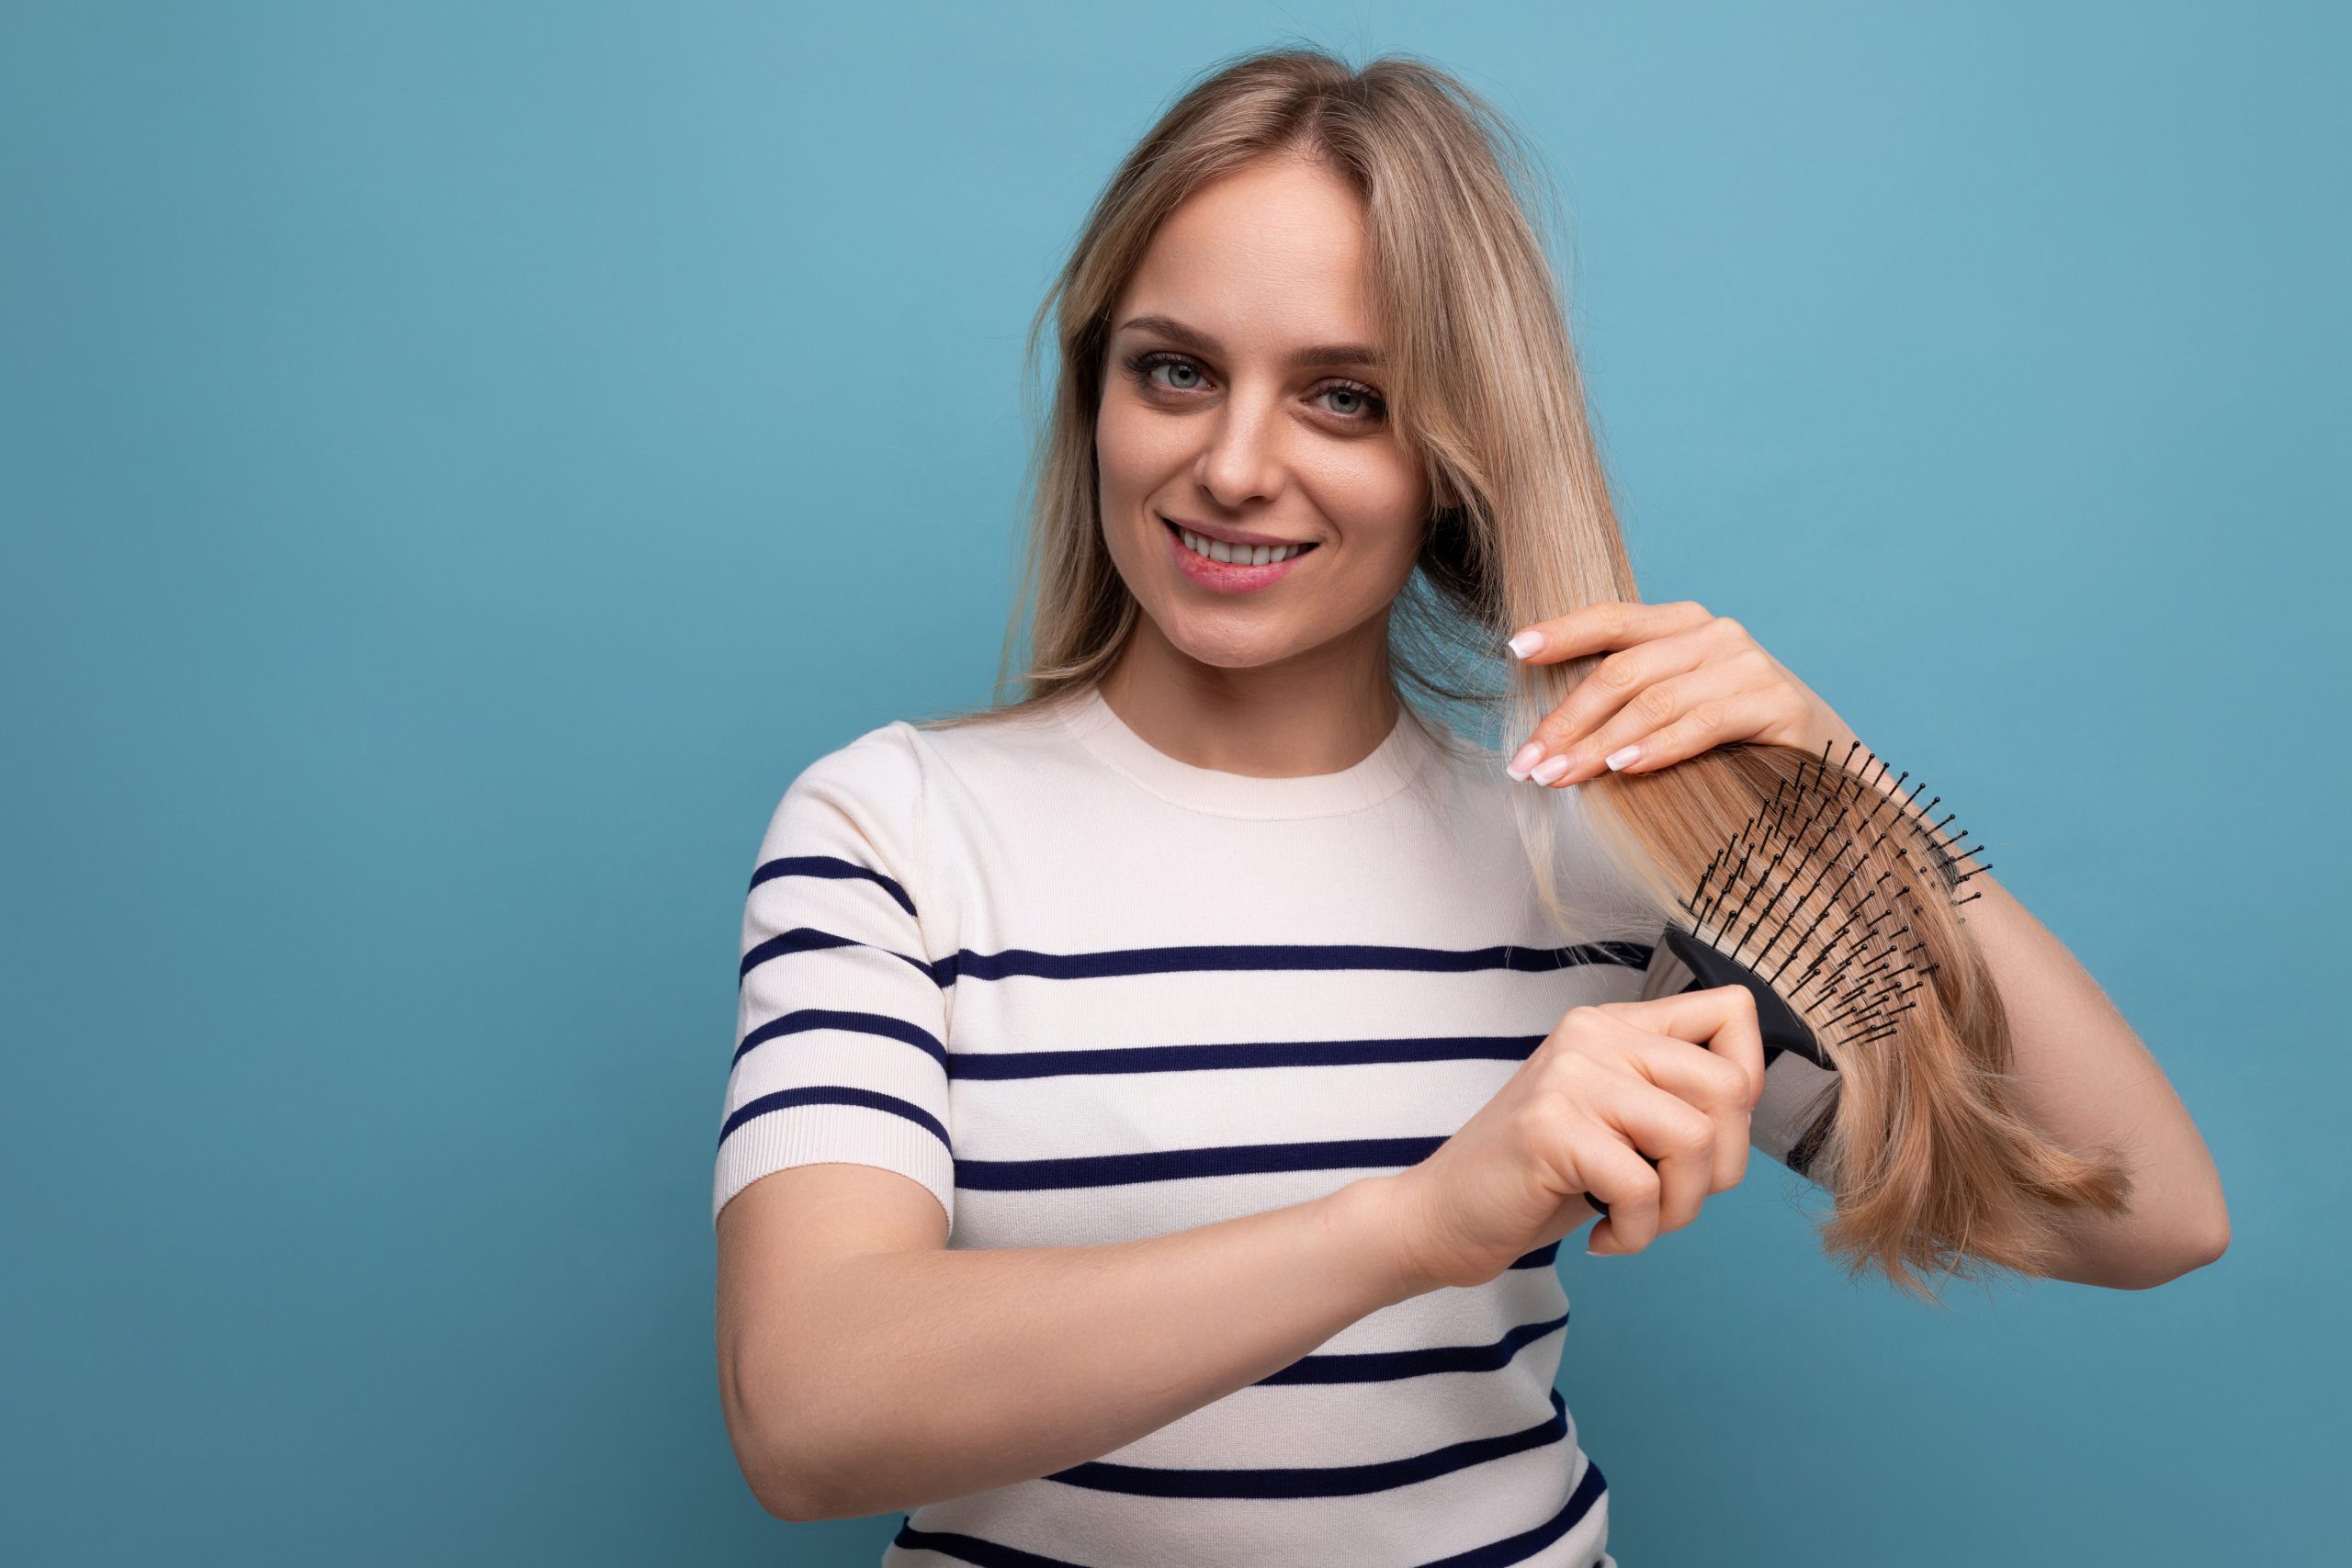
[724,987,1779,1522]
[1498,603,2232,1292]
[718,1163,1419,1523]
[1929,866,2230,1288]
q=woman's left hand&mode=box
[1501,601,1860,787]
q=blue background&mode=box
[6,3,2343,1562]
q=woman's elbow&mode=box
[2174,1201,2232,1278]
[722,1353,845,1522]
[755,1473,837,1526]
[2110,1201,2231,1290]
[731,1419,847,1523]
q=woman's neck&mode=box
[1093,616,1399,779]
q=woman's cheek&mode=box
[1317,470,1429,581]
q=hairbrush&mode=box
[1583,739,1991,1218]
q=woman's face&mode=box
[1095,152,1430,674]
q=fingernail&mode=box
[1604,744,1643,771]
[1506,630,1543,660]
[1531,753,1573,784]
[1505,741,1545,780]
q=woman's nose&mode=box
[1193,390,1286,509]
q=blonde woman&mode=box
[713,46,2226,1566]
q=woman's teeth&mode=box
[1175,525,1308,566]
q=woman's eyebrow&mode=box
[1114,313,1385,371]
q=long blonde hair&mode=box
[922,44,2129,1299]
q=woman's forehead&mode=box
[1117,164,1381,363]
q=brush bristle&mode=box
[1670,739,1984,1060]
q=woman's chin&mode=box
[1161,617,1341,672]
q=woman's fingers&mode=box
[1598,985,1767,1111]
[1588,1042,1724,1235]
[1550,1043,1717,1250]
[1570,1122,1666,1256]
[1506,628,1714,780]
[1532,986,1770,1258]
[1611,1032,1756,1195]
[1545,679,1779,786]
[1573,987,1764,1237]
[1505,599,1713,665]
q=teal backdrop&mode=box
[6,3,2343,1563]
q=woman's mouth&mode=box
[1162,516,1318,593]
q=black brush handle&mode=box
[1585,925,1831,1223]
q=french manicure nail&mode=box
[1604,744,1643,771]
[1531,754,1572,784]
[1505,741,1544,780]
[1506,630,1543,660]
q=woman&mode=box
[713,47,2227,1566]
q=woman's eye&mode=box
[1125,352,1385,425]
[1128,352,1205,391]
[1316,382,1385,423]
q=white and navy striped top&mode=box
[715,683,1832,1566]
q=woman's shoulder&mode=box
[751,721,931,874]
[774,695,1076,818]
[779,716,926,802]
[899,691,1097,795]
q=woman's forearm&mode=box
[1954,871,2228,1286]
[1841,756,2227,1286]
[745,1174,1423,1520]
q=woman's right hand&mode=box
[1381,985,1768,1292]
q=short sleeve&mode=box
[1749,1050,1838,1183]
[713,723,956,1232]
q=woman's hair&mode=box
[922,44,2130,1300]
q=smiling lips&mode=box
[1162,516,1318,593]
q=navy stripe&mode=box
[732,1007,948,1070]
[956,1134,1446,1190]
[888,1451,1606,1568]
[888,1522,1086,1567]
[741,935,1652,991]
[749,853,916,917]
[950,1032,1544,1079]
[738,927,936,985]
[942,940,1651,985]
[889,1450,1603,1568]
[717,1086,950,1153]
[1414,1452,1608,1568]
[1045,1385,1569,1497]
[955,1147,1572,1277]
[1259,1311,1569,1385]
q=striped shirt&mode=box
[715,683,1830,1566]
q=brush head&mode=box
[1640,737,1989,1065]
[1588,739,1990,1210]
